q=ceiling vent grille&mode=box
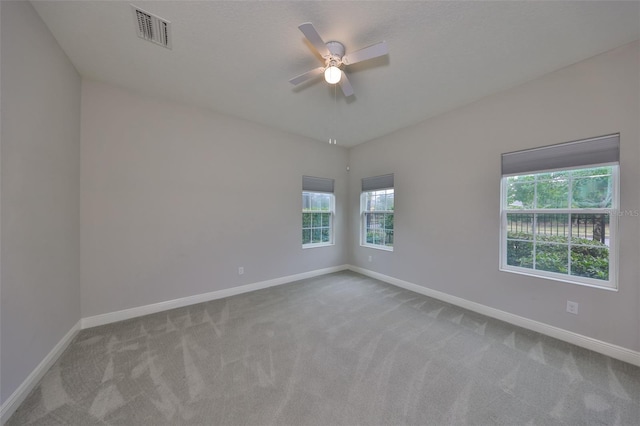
[132,5,171,49]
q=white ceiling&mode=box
[32,1,640,147]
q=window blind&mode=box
[501,134,619,176]
[302,176,334,193]
[362,173,394,192]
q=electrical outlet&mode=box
[566,300,578,315]
[368,255,372,262]
[238,267,244,275]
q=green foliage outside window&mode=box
[506,167,613,210]
[507,232,609,280]
[504,166,614,284]
[363,189,394,248]
[302,191,332,246]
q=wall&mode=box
[348,41,640,352]
[0,0,81,406]
[0,2,636,411]
[80,81,348,318]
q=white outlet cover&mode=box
[566,301,579,314]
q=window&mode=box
[500,134,619,289]
[302,176,334,248]
[361,174,394,250]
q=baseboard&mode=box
[0,321,80,424]
[81,265,349,329]
[348,265,640,367]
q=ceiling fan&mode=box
[289,23,388,97]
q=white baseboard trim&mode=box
[81,265,349,329]
[1,321,80,424]
[348,265,640,367]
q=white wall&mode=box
[348,41,640,352]
[0,0,81,406]
[80,81,348,318]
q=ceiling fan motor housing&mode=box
[325,41,345,65]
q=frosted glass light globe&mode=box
[324,66,341,84]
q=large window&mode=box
[361,174,394,250]
[500,135,619,289]
[302,176,334,248]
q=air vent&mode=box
[132,5,171,49]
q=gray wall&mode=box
[80,81,348,318]
[0,1,81,405]
[348,41,640,352]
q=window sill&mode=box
[302,243,334,249]
[361,243,394,252]
[499,266,617,291]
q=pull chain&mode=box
[328,78,338,145]
[333,82,337,144]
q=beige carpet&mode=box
[7,271,640,425]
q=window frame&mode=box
[302,191,335,249]
[499,163,619,290]
[360,188,394,251]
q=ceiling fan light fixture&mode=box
[289,23,389,96]
[324,66,341,84]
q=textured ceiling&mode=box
[32,1,640,147]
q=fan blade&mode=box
[289,67,325,86]
[342,41,388,65]
[298,22,330,58]
[339,71,354,97]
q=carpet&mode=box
[7,271,640,425]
